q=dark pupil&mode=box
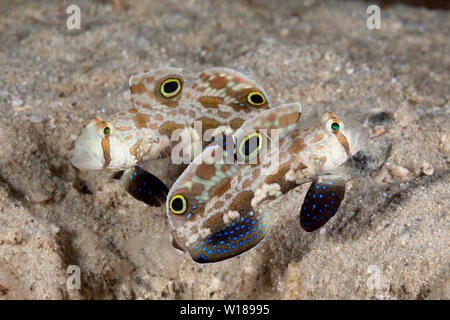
[250,93,264,104]
[172,197,184,211]
[163,81,178,94]
[244,135,260,156]
[331,123,340,131]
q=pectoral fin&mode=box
[188,210,271,263]
[300,175,346,232]
[113,166,169,207]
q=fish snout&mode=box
[71,120,105,170]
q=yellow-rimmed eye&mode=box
[169,194,187,215]
[238,132,263,160]
[160,78,182,98]
[247,91,266,106]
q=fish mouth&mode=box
[71,118,106,171]
[71,148,104,171]
[71,130,105,170]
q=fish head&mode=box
[71,116,137,171]
[301,112,369,172]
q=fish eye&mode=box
[169,194,187,215]
[247,92,266,106]
[103,127,111,135]
[238,132,262,160]
[330,121,340,133]
[160,78,182,98]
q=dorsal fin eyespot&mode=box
[128,67,272,112]
[184,67,272,111]
[129,67,184,107]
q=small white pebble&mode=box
[209,277,221,291]
[421,161,433,176]
[391,165,410,178]
[280,28,289,37]
[11,97,24,108]
[393,21,403,29]
[323,50,335,61]
[319,228,326,235]
[50,225,60,234]
[439,134,449,155]
[29,114,43,123]
[399,233,409,245]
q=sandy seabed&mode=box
[0,0,448,299]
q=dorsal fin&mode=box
[129,67,184,108]
[187,68,271,111]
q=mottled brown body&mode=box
[167,104,369,263]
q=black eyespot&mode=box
[238,132,262,160]
[169,194,187,215]
[247,92,266,106]
[163,81,178,93]
[160,78,182,98]
[103,127,111,135]
[244,135,259,155]
[172,198,183,211]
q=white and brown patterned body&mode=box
[71,67,272,205]
[167,103,369,263]
[72,67,271,171]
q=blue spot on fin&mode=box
[187,209,272,263]
[119,166,168,207]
